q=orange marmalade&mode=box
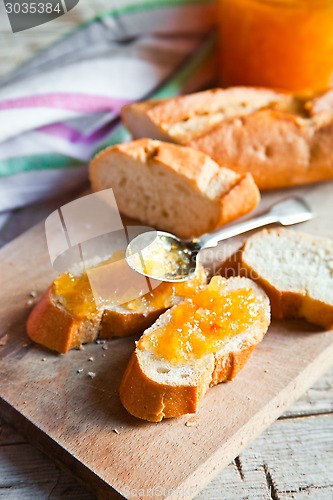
[52,259,207,318]
[218,0,333,92]
[137,276,261,365]
[53,272,97,318]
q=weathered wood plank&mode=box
[282,367,333,418]
[0,420,27,446]
[2,412,332,500]
[197,414,333,499]
[0,443,94,499]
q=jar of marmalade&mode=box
[218,0,333,92]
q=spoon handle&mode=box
[197,196,313,250]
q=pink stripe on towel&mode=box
[38,122,115,144]
[0,93,130,113]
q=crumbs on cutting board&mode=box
[26,291,38,307]
[88,371,96,379]
[75,342,109,353]
[185,417,199,427]
[0,334,8,346]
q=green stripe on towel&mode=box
[102,0,215,19]
[0,154,81,177]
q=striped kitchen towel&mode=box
[0,0,217,218]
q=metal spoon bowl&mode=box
[126,197,313,282]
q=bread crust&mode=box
[237,262,333,329]
[119,343,256,422]
[90,139,260,238]
[91,138,238,196]
[219,229,333,329]
[26,287,100,354]
[189,109,333,190]
[27,292,175,353]
[122,88,333,190]
[100,308,165,339]
[121,87,285,144]
[218,173,260,227]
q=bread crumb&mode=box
[185,417,199,427]
[23,401,27,405]
[29,291,37,298]
[264,369,269,373]
[88,357,94,362]
[102,344,108,350]
[96,339,106,345]
[26,299,34,307]
[102,354,106,357]
[88,371,96,378]
[76,344,85,351]
[113,428,119,435]
[22,343,28,348]
[41,358,46,362]
[77,368,83,373]
[0,334,8,346]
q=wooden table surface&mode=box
[0,2,332,499]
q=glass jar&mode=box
[218,0,333,92]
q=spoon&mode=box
[125,197,313,282]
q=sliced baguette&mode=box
[121,87,333,190]
[89,139,260,239]
[121,87,286,144]
[27,261,208,354]
[120,276,270,422]
[220,228,333,329]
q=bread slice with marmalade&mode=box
[27,260,208,354]
[120,276,270,422]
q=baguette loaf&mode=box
[27,259,208,354]
[89,139,260,239]
[121,87,333,190]
[221,228,333,329]
[120,276,270,422]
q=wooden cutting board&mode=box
[1,182,333,500]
